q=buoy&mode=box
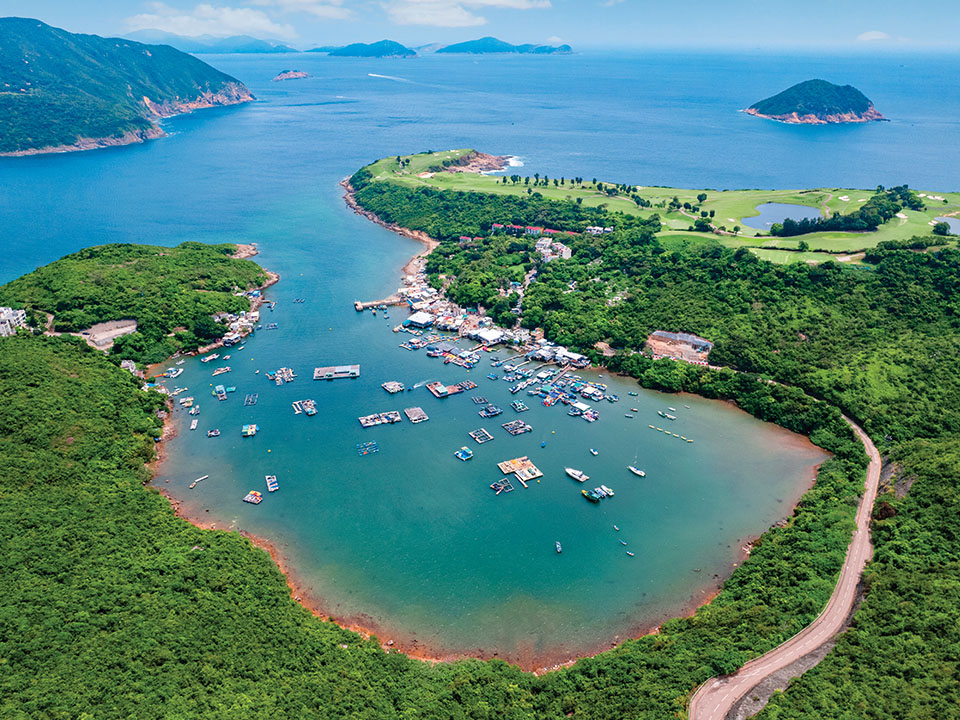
[268,449,271,453]
[552,430,555,434]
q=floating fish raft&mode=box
[403,407,429,423]
[502,419,532,436]
[358,411,402,428]
[357,441,379,456]
[469,428,494,444]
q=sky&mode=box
[4,0,959,50]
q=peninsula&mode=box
[0,18,255,156]
[745,79,885,124]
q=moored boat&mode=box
[189,419,198,430]
[565,467,589,483]
[581,489,602,503]
[589,448,598,456]
[555,541,562,553]
[454,446,474,461]
[628,465,646,477]
[600,484,615,497]
[207,429,220,437]
[265,475,279,492]
[243,491,263,504]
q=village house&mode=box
[0,307,26,337]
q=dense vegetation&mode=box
[757,437,960,720]
[329,40,416,57]
[748,79,875,118]
[0,18,251,153]
[0,242,266,363]
[771,185,925,236]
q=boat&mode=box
[188,475,208,489]
[265,475,279,492]
[628,466,646,478]
[624,414,634,418]
[241,424,259,437]
[242,491,263,504]
[200,353,219,363]
[628,391,638,396]
[189,419,198,430]
[613,525,620,531]
[555,541,562,554]
[581,489,602,503]
[487,373,498,380]
[626,551,635,557]
[565,467,589,483]
[189,406,200,416]
[620,540,628,546]
[631,408,639,413]
[207,429,220,437]
[589,448,598,456]
[454,446,474,461]
[600,484,614,496]
[166,367,184,379]
[668,407,677,412]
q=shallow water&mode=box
[742,202,823,229]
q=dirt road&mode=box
[688,417,881,720]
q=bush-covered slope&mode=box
[0,17,253,153]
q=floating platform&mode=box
[404,407,429,423]
[469,428,495,444]
[382,381,405,394]
[502,419,533,436]
[244,393,258,406]
[265,475,279,492]
[314,364,360,380]
[497,456,543,484]
[358,411,402,428]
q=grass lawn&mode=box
[365,150,960,263]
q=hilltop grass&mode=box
[367,150,960,262]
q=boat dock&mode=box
[358,411,402,428]
[403,407,429,423]
[314,364,361,380]
[188,474,209,490]
[469,428,494,444]
[354,296,405,312]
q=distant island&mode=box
[272,70,309,82]
[0,18,254,156]
[745,79,885,125]
[328,40,416,58]
[125,30,298,54]
[436,36,572,55]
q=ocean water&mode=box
[3,49,954,664]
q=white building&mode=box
[475,328,505,346]
[0,307,26,337]
[406,311,436,328]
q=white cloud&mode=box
[126,2,297,38]
[856,30,891,42]
[602,0,626,5]
[545,35,562,44]
[383,0,551,28]
[249,0,352,20]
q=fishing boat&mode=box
[207,429,220,437]
[581,489,602,503]
[555,541,562,554]
[242,491,263,504]
[626,551,635,557]
[628,466,646,478]
[589,448,599,456]
[454,446,474,461]
[600,484,615,497]
[565,467,589,483]
[189,419,198,431]
[620,540,628,546]
[265,475,279,492]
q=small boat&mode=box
[555,541,562,554]
[626,551,635,557]
[541,441,546,448]
[628,391,638,396]
[589,448,598,456]
[188,474,208,489]
[620,540,627,546]
[265,475,279,492]
[207,429,220,437]
[624,414,634,418]
[631,408,639,413]
[189,406,200,416]
[199,353,220,363]
[581,489,602,503]
[628,466,646,478]
[189,419,198,431]
[613,525,620,531]
[212,366,231,376]
[243,491,263,504]
[600,484,615,497]
[241,424,259,437]
[166,367,184,379]
[454,446,474,461]
[222,355,231,360]
[668,407,677,412]
[565,467,589,483]
[487,373,498,380]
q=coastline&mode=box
[0,85,254,158]
[742,106,886,125]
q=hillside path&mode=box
[688,417,881,720]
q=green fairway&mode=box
[365,151,959,263]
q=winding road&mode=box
[688,417,881,720]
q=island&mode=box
[125,30,299,54]
[435,36,572,54]
[744,79,885,124]
[0,18,255,156]
[273,70,310,82]
[328,40,417,58]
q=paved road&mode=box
[688,417,881,720]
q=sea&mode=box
[2,49,956,666]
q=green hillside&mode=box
[436,36,572,54]
[329,40,416,57]
[748,79,878,119]
[0,17,253,154]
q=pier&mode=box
[354,295,405,311]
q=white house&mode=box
[0,307,26,337]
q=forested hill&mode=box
[436,37,572,54]
[329,40,416,57]
[0,17,254,155]
[746,79,884,124]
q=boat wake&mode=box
[368,73,412,84]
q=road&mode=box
[688,417,881,720]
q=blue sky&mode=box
[7,0,959,50]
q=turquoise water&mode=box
[742,202,823,230]
[6,49,957,664]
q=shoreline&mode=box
[149,216,829,672]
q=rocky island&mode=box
[745,79,885,124]
[272,70,310,81]
[329,40,416,58]
[0,18,255,156]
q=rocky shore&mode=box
[743,106,886,125]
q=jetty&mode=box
[403,407,429,423]
[314,364,360,380]
[469,428,494,444]
[354,296,405,312]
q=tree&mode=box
[733,225,741,235]
[697,193,708,203]
[798,240,810,252]
[932,221,951,236]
